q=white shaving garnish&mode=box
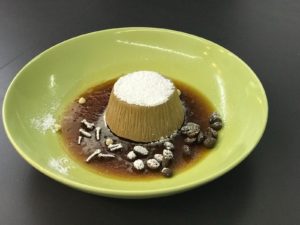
[108,143,123,151]
[77,136,83,145]
[98,153,115,158]
[81,119,95,130]
[79,128,92,138]
[86,149,101,163]
[113,71,175,106]
[95,127,101,141]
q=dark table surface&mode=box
[1,0,299,224]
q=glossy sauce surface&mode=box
[60,79,214,179]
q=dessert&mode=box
[105,71,184,142]
[59,71,223,179]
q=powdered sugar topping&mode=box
[113,71,175,106]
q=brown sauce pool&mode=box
[59,78,214,179]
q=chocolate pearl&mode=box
[182,145,192,156]
[184,137,196,144]
[203,137,217,148]
[197,131,205,144]
[163,149,174,160]
[162,158,171,167]
[133,159,145,170]
[209,112,222,124]
[211,122,223,130]
[146,159,160,170]
[181,122,200,137]
[161,168,173,178]
[207,127,218,138]
[164,141,174,150]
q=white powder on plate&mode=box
[31,113,57,134]
[48,157,74,175]
[113,71,175,106]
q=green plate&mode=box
[2,27,268,198]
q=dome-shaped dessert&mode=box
[105,71,185,142]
